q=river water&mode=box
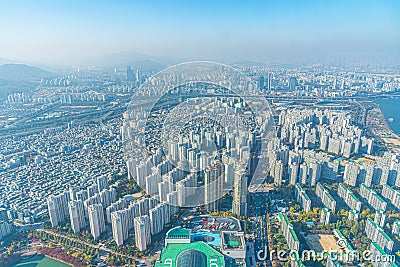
[377,97,400,135]
[12,254,71,267]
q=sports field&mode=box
[304,234,342,252]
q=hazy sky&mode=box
[1,0,399,65]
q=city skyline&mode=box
[0,0,399,66]
[1,58,400,266]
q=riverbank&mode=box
[366,105,400,154]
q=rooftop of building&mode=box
[371,241,387,256]
[379,229,393,242]
[383,184,395,191]
[188,215,241,232]
[222,232,244,249]
[289,228,299,242]
[191,229,221,247]
[350,193,361,203]
[361,183,372,191]
[372,192,386,203]
[155,241,225,267]
[339,183,348,190]
[166,227,191,240]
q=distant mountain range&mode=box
[0,52,285,77]
[90,51,180,67]
[0,57,27,65]
[231,61,268,66]
[0,64,52,82]
[114,59,167,72]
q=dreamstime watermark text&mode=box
[256,246,396,264]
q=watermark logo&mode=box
[336,238,347,249]
[256,246,396,264]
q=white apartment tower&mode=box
[88,204,106,240]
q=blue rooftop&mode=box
[191,229,221,247]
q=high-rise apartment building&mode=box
[134,215,151,251]
[88,204,105,240]
[47,191,71,227]
[68,200,86,234]
[232,168,247,217]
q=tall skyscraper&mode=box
[47,191,71,227]
[88,204,106,240]
[259,75,264,90]
[136,70,141,84]
[84,194,101,219]
[69,186,79,201]
[111,211,126,246]
[344,163,360,186]
[267,73,272,90]
[204,161,223,212]
[99,187,117,208]
[0,208,8,221]
[272,159,284,186]
[127,66,135,81]
[68,200,86,234]
[149,203,167,235]
[289,77,297,91]
[134,215,151,251]
[76,189,88,202]
[0,221,13,240]
[288,162,299,185]
[96,175,109,192]
[87,184,98,198]
[309,161,322,186]
[232,168,247,217]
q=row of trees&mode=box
[105,253,137,267]
[105,232,140,257]
[35,230,143,266]
[51,222,105,246]
[34,230,96,265]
